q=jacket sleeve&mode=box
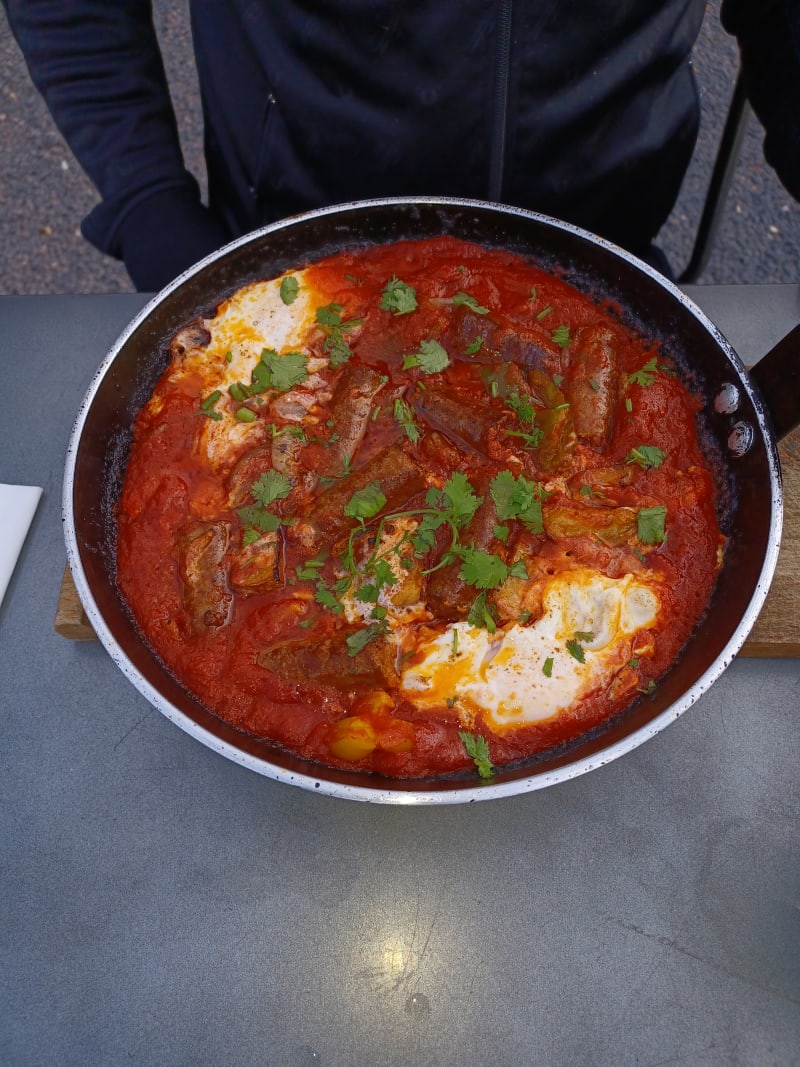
[4,0,228,289]
[722,0,800,201]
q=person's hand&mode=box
[114,187,231,292]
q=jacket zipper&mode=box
[489,0,513,201]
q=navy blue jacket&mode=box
[5,1,798,290]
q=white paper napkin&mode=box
[0,483,44,611]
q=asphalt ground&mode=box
[1,0,798,295]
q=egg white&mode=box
[164,272,326,468]
[400,568,660,732]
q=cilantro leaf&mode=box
[465,336,484,355]
[627,356,660,387]
[402,338,450,374]
[380,276,418,316]
[441,471,481,528]
[316,304,362,367]
[236,504,282,534]
[344,482,387,522]
[256,349,309,392]
[625,444,666,470]
[467,591,497,633]
[458,547,510,590]
[551,325,572,348]
[251,470,292,508]
[458,730,494,779]
[637,504,667,544]
[315,584,344,614]
[279,275,299,305]
[346,622,386,657]
[489,470,544,533]
[451,291,490,315]
[393,397,420,442]
[565,639,586,663]
[316,303,344,327]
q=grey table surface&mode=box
[2,285,799,1067]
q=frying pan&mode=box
[62,198,799,804]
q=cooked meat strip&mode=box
[412,389,492,451]
[229,529,284,593]
[301,444,427,549]
[312,362,386,476]
[258,632,398,688]
[227,445,273,507]
[497,326,551,370]
[178,520,232,632]
[564,324,619,449]
[426,476,503,621]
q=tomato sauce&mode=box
[116,237,724,780]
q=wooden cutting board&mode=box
[55,430,800,655]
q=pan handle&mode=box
[749,323,800,442]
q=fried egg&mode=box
[162,272,329,469]
[401,568,660,733]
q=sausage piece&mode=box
[564,324,619,449]
[178,520,232,632]
[258,632,398,688]
[311,362,387,476]
[229,530,284,593]
[426,476,503,621]
[412,389,492,451]
[302,444,427,548]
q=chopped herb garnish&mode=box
[393,397,420,442]
[279,275,299,305]
[234,406,256,423]
[551,324,572,348]
[315,584,344,614]
[252,471,292,508]
[441,471,482,528]
[251,348,309,393]
[458,547,528,590]
[637,504,667,544]
[467,591,497,633]
[237,471,291,541]
[625,445,666,470]
[458,731,494,779]
[565,639,586,663]
[200,390,223,420]
[536,305,553,321]
[316,303,362,367]
[380,276,418,316]
[543,657,554,678]
[346,622,386,657]
[402,338,450,374]
[343,482,387,523]
[465,336,485,355]
[450,291,490,315]
[627,356,669,388]
[490,469,546,534]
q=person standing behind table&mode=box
[4,0,799,293]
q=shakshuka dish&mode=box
[116,236,725,780]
